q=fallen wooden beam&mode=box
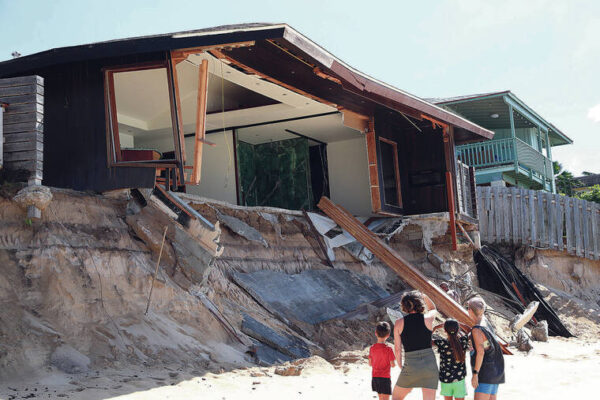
[317,196,512,355]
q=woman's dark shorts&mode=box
[372,377,392,395]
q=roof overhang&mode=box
[0,23,493,142]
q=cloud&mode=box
[588,104,600,123]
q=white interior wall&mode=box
[326,136,372,216]
[184,131,237,204]
[120,133,134,148]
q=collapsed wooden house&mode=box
[0,23,492,226]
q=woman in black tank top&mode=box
[393,291,438,400]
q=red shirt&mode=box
[369,343,395,378]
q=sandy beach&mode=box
[2,337,598,400]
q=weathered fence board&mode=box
[0,75,44,184]
[476,186,600,261]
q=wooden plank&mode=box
[493,186,502,242]
[574,199,582,257]
[0,75,43,87]
[318,196,474,326]
[582,200,590,259]
[546,192,555,249]
[192,59,209,184]
[4,140,43,153]
[5,159,43,171]
[487,187,495,243]
[503,189,511,243]
[521,189,529,245]
[537,191,546,247]
[0,93,44,105]
[0,83,43,97]
[3,111,43,124]
[2,120,43,134]
[556,196,565,251]
[446,172,458,251]
[4,149,43,162]
[3,102,43,115]
[477,187,487,242]
[528,190,535,246]
[3,131,43,144]
[565,197,573,254]
[591,204,599,260]
[511,188,519,243]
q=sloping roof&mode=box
[427,91,572,146]
[0,23,493,141]
[576,174,600,187]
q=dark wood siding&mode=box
[375,107,449,215]
[1,53,171,191]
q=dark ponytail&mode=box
[444,319,465,363]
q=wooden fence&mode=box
[477,186,600,260]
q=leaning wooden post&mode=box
[144,226,169,315]
[446,171,458,251]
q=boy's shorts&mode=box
[475,383,499,395]
[372,377,392,395]
[440,379,467,398]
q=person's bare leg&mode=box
[422,388,436,400]
[378,394,390,400]
[444,396,454,400]
[474,393,491,400]
[489,395,497,400]
[392,386,412,400]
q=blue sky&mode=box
[1,0,598,175]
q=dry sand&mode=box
[2,337,598,400]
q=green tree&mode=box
[577,185,600,204]
[553,161,582,196]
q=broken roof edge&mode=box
[281,26,494,140]
[0,22,493,140]
[430,90,573,146]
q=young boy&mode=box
[369,321,396,400]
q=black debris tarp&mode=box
[474,245,573,338]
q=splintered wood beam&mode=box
[318,196,514,355]
[170,41,255,63]
[192,59,209,184]
[169,54,187,167]
[317,196,473,326]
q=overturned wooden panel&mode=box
[0,75,44,182]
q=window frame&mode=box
[103,60,183,169]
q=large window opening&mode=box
[170,51,369,213]
[105,63,180,166]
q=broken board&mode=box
[317,196,512,355]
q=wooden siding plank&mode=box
[565,197,573,254]
[582,201,590,259]
[592,204,599,260]
[3,102,43,115]
[4,159,43,171]
[574,199,582,257]
[4,141,43,153]
[2,120,43,134]
[0,83,44,97]
[3,111,43,124]
[486,187,495,243]
[537,191,545,247]
[526,189,534,246]
[4,150,43,162]
[3,131,44,144]
[512,188,520,243]
[557,196,565,251]
[477,187,487,242]
[547,192,555,249]
[0,75,43,87]
[0,93,44,105]
[503,189,511,243]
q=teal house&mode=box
[430,91,573,192]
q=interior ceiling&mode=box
[236,113,362,145]
[113,52,340,138]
